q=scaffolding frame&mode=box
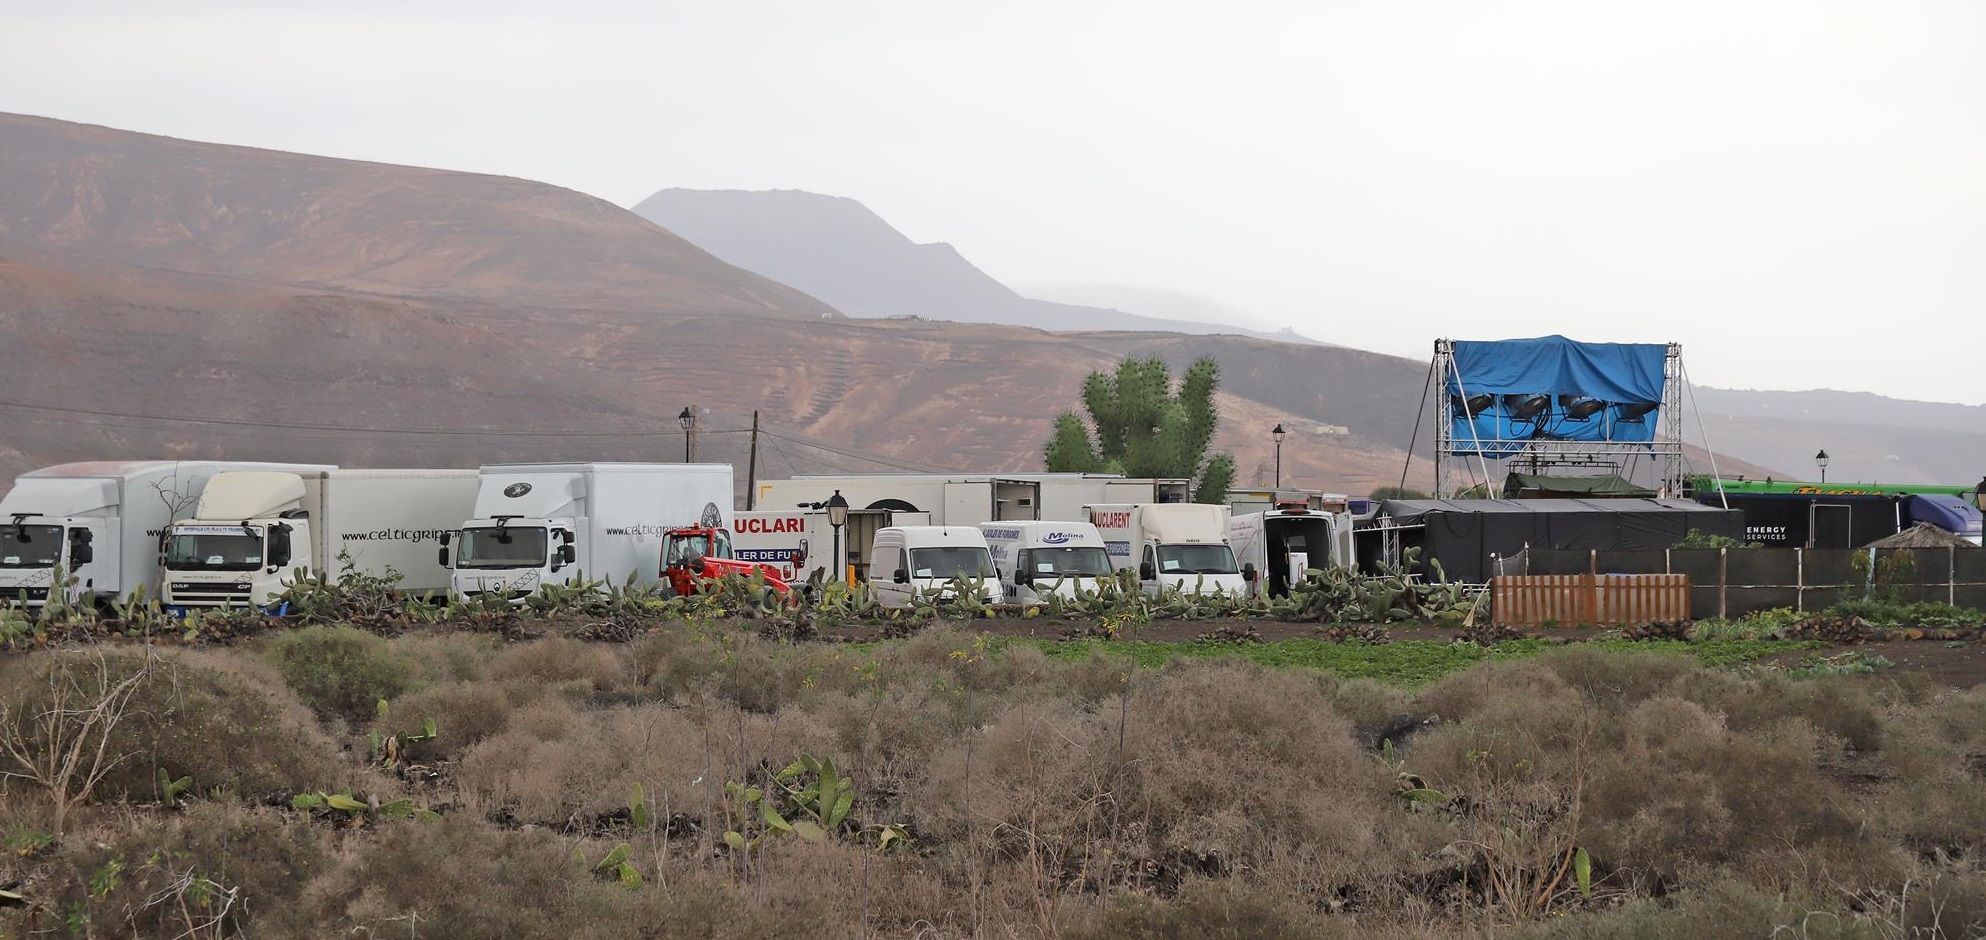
[1432,339,1686,498]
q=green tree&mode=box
[1045,356,1235,503]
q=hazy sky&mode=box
[6,1,1983,403]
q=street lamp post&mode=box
[1271,424,1287,489]
[678,407,697,462]
[824,490,849,586]
[1815,449,1830,485]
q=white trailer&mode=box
[1085,502,1245,596]
[754,473,1190,528]
[0,461,330,609]
[161,469,477,609]
[1227,507,1355,598]
[977,521,1114,604]
[732,506,933,587]
[443,463,733,601]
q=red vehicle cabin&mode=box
[659,525,793,599]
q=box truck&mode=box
[0,461,332,610]
[1227,507,1355,598]
[755,474,1189,528]
[442,463,733,601]
[1085,503,1245,596]
[867,526,1002,608]
[160,468,476,609]
[977,521,1115,604]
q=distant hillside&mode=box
[0,113,837,317]
[631,188,1312,342]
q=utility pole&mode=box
[745,410,761,510]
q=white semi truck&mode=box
[442,463,733,601]
[0,461,328,610]
[1227,507,1355,598]
[1085,503,1246,596]
[160,468,477,609]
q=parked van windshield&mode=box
[1021,546,1113,578]
[907,547,996,580]
[165,532,263,571]
[1,525,63,568]
[1156,543,1238,575]
[457,527,548,569]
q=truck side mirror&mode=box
[1139,562,1155,580]
[68,527,92,544]
[893,568,910,584]
[560,530,575,545]
[1016,569,1033,586]
[560,544,576,565]
[437,546,451,567]
[70,543,94,566]
[439,531,452,546]
[1242,563,1258,583]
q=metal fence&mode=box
[1497,546,1986,620]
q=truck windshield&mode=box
[1,525,63,568]
[457,526,548,569]
[1022,547,1113,578]
[165,531,264,571]
[666,532,733,565]
[1156,543,1238,575]
[907,547,997,580]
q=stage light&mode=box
[1450,393,1493,417]
[1558,395,1607,421]
[1502,394,1551,420]
[1615,402,1658,424]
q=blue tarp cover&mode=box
[1447,336,1666,454]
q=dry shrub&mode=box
[1867,687,1986,860]
[0,648,351,806]
[1509,882,1843,939]
[1668,669,1885,752]
[385,680,520,759]
[919,660,1414,900]
[398,631,502,684]
[1066,878,1351,939]
[455,699,841,829]
[488,636,630,694]
[329,817,609,939]
[39,802,332,939]
[267,624,417,724]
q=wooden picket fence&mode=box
[1490,573,1691,627]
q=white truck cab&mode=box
[444,463,733,602]
[161,468,474,609]
[976,521,1114,604]
[1086,503,1246,596]
[867,526,1001,608]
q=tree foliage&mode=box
[1045,356,1235,503]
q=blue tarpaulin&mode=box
[1446,336,1666,454]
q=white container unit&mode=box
[976,521,1115,604]
[0,461,324,609]
[866,526,1001,609]
[445,463,733,601]
[161,468,476,608]
[1227,507,1355,598]
[1085,502,1245,596]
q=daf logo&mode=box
[503,483,533,498]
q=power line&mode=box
[755,428,952,473]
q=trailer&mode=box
[443,463,733,601]
[161,469,477,608]
[1228,507,1355,598]
[0,461,333,609]
[1693,478,1983,547]
[1367,498,1747,583]
[754,473,1190,527]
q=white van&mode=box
[977,521,1114,604]
[867,526,1001,609]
